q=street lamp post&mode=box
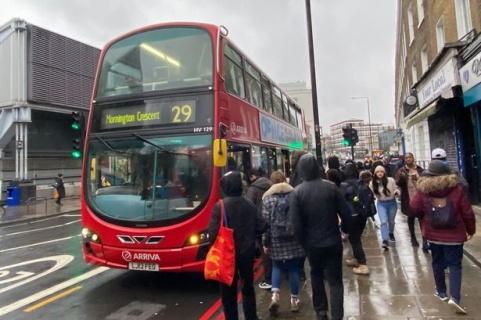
[350,96,373,157]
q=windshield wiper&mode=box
[133,133,173,154]
[95,136,126,155]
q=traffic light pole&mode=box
[349,123,354,160]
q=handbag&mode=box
[52,182,60,189]
[204,199,236,286]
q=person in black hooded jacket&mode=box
[290,154,353,320]
[208,171,267,320]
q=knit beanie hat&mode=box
[374,165,385,174]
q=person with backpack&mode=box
[409,160,475,315]
[290,154,353,320]
[246,167,273,290]
[341,167,376,275]
[262,170,305,316]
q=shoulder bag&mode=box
[204,199,236,286]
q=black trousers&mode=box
[308,242,344,320]
[348,215,368,264]
[220,250,257,320]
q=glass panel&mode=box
[245,61,261,81]
[85,134,212,222]
[246,74,262,108]
[224,58,245,98]
[96,27,213,98]
[262,86,273,112]
[289,101,298,126]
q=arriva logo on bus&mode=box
[122,251,161,261]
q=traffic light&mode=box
[350,128,359,146]
[71,111,84,159]
[342,126,351,146]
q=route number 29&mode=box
[172,105,192,122]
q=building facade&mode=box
[395,0,481,203]
[0,18,99,200]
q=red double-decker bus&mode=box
[81,22,307,272]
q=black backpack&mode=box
[342,181,377,218]
[427,197,457,229]
[270,193,295,238]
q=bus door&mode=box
[281,149,290,175]
[224,143,251,192]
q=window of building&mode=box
[436,17,445,52]
[416,0,424,26]
[455,0,472,39]
[421,46,428,73]
[412,64,418,84]
[407,3,415,44]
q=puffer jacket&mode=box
[208,172,268,256]
[262,182,305,260]
[409,174,475,243]
[290,154,353,250]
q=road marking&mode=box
[0,267,108,317]
[0,235,80,253]
[0,255,74,294]
[1,219,80,237]
[23,285,82,312]
[0,271,34,284]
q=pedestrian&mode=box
[207,171,267,320]
[409,160,475,315]
[289,149,308,281]
[394,152,427,250]
[370,165,399,250]
[341,165,373,275]
[262,170,305,316]
[290,153,353,320]
[55,173,65,205]
[431,148,469,193]
[289,150,307,188]
[246,168,273,290]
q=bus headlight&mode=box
[82,227,102,244]
[185,229,210,246]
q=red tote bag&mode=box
[204,200,236,286]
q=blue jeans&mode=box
[430,243,463,302]
[376,199,397,241]
[271,257,301,296]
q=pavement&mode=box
[2,198,481,319]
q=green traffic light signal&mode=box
[343,139,350,146]
[71,122,80,130]
[71,150,82,159]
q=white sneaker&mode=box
[269,292,280,316]
[290,297,300,312]
[448,299,467,314]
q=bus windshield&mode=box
[95,27,213,99]
[85,134,212,223]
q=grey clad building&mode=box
[0,18,99,202]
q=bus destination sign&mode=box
[100,100,196,130]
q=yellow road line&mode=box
[23,286,82,312]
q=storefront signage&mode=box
[418,59,457,109]
[459,51,481,92]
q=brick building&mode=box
[394,0,481,203]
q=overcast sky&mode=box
[1,0,397,133]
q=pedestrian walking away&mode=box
[207,171,267,320]
[394,152,427,250]
[54,173,66,205]
[370,165,399,250]
[262,170,305,316]
[246,167,273,290]
[290,153,354,320]
[410,160,476,315]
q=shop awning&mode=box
[405,102,437,129]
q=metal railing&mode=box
[26,196,48,215]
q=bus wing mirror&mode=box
[213,139,227,167]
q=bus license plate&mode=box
[128,262,159,271]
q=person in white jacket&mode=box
[370,165,399,250]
